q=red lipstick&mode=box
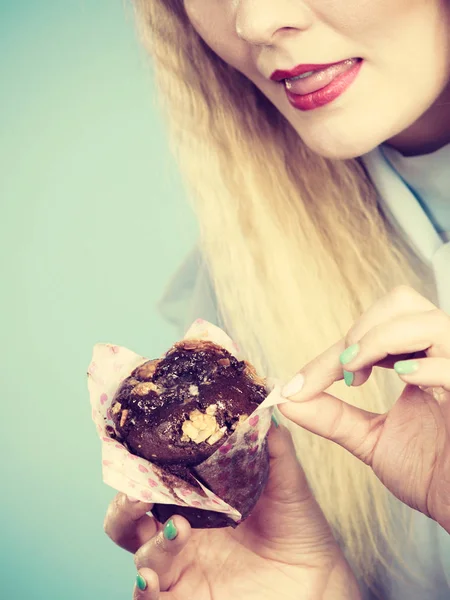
[270,58,363,111]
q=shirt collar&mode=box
[361,146,450,313]
[360,146,444,264]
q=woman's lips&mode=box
[284,58,360,96]
[277,58,364,111]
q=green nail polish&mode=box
[394,360,419,375]
[163,519,178,541]
[343,370,354,387]
[136,573,147,591]
[340,344,360,365]
[271,414,279,428]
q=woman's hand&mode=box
[104,425,361,600]
[280,285,450,533]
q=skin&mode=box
[184,0,450,159]
[105,3,450,597]
[105,426,362,600]
[106,286,450,599]
[280,286,450,533]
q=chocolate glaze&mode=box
[111,341,266,467]
[110,340,268,528]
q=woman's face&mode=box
[184,0,450,159]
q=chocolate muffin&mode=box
[110,339,269,528]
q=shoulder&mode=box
[158,245,220,336]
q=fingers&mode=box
[342,310,450,371]
[282,287,439,401]
[104,493,157,554]
[265,420,312,503]
[344,285,435,347]
[279,392,384,466]
[282,338,346,400]
[394,357,450,392]
[134,516,191,591]
[134,569,160,600]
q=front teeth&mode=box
[288,71,316,82]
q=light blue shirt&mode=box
[160,144,450,599]
[381,143,450,235]
[361,146,450,316]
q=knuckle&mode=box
[117,492,128,510]
[325,401,345,442]
[134,544,148,569]
[103,494,124,541]
[428,309,450,347]
[134,551,142,569]
[431,308,450,327]
[134,536,163,569]
[103,506,116,540]
[389,285,420,308]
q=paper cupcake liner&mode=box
[88,319,286,524]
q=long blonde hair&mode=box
[132,0,433,591]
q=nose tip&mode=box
[235,3,313,47]
[236,24,296,46]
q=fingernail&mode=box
[136,573,147,591]
[394,360,419,375]
[271,413,279,428]
[127,495,140,503]
[343,370,354,387]
[281,373,305,399]
[340,344,360,366]
[163,519,178,541]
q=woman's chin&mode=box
[301,133,381,161]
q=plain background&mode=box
[1,1,197,598]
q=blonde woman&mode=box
[103,1,450,598]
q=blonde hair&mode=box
[132,0,434,592]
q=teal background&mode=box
[1,1,196,598]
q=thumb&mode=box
[264,418,314,505]
[246,418,339,561]
[278,391,385,466]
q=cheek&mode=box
[183,0,226,44]
[184,1,250,73]
[315,0,424,33]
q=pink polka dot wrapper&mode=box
[87,320,286,526]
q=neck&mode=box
[385,82,450,157]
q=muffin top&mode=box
[111,340,266,466]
